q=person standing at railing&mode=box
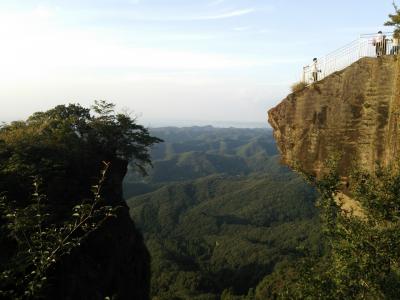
[373,31,386,57]
[391,34,400,55]
[311,58,321,82]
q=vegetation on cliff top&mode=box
[0,101,161,298]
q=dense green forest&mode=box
[125,127,322,299]
[124,127,293,196]
[2,114,400,299]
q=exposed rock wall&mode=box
[44,160,150,300]
[268,56,400,179]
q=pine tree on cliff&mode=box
[385,1,400,37]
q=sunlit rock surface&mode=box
[268,56,400,179]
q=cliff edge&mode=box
[0,103,153,300]
[44,160,151,300]
[268,56,400,180]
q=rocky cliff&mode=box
[268,56,400,180]
[44,160,151,300]
[0,103,155,299]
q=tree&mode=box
[0,101,162,208]
[385,1,400,37]
[288,166,400,299]
[0,101,161,298]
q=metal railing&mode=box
[302,33,397,85]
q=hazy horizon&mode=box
[1,113,270,129]
[0,0,394,123]
[143,118,270,128]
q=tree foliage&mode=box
[0,101,161,208]
[0,101,161,298]
[385,1,400,37]
[286,166,400,299]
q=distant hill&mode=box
[124,127,321,299]
[123,127,285,197]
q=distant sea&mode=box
[142,119,270,129]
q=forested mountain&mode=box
[125,127,322,299]
[123,127,286,197]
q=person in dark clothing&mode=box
[373,31,386,57]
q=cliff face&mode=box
[0,104,155,299]
[44,160,151,300]
[268,56,400,179]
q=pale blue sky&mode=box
[0,0,394,126]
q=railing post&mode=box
[301,33,393,84]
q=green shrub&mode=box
[288,166,400,299]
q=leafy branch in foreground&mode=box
[0,162,118,299]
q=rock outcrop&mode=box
[44,160,151,300]
[268,56,400,179]
[0,104,155,299]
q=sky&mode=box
[0,0,395,127]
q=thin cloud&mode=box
[68,7,256,22]
[208,0,225,7]
[155,33,221,41]
[131,8,256,21]
[234,26,251,32]
[192,8,255,20]
[258,29,272,34]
